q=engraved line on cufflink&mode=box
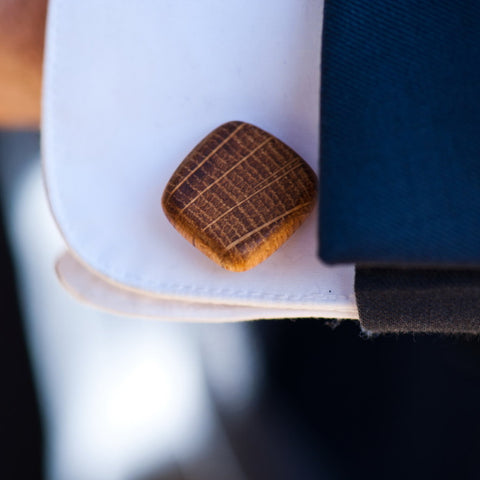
[162,121,317,272]
[165,122,247,202]
[201,158,303,233]
[179,136,274,214]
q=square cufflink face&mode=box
[162,121,317,272]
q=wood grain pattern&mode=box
[162,121,317,272]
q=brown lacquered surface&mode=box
[162,121,317,272]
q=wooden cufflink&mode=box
[162,121,317,272]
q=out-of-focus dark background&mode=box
[0,131,43,478]
[2,132,480,480]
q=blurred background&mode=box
[2,131,480,480]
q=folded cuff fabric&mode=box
[43,0,480,332]
[42,0,359,322]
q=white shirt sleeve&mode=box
[42,0,357,320]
